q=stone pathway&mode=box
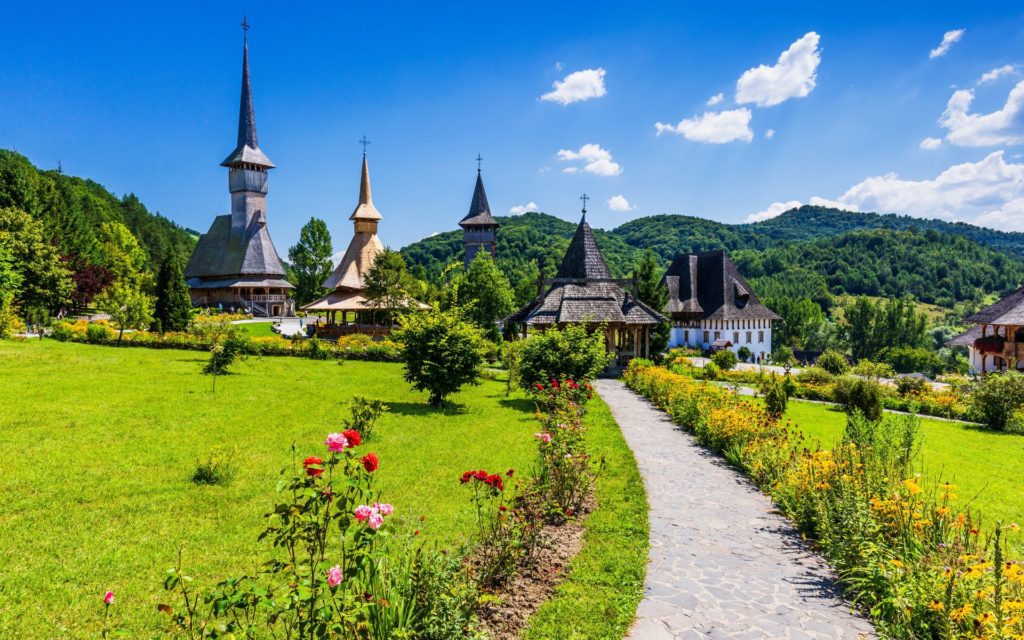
[593,379,875,640]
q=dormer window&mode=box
[734,280,750,308]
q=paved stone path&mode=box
[593,379,876,640]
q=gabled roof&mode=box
[966,286,1024,325]
[556,214,612,279]
[322,155,385,291]
[504,281,665,326]
[350,155,382,221]
[185,214,289,281]
[459,171,499,228]
[221,40,275,169]
[661,250,779,321]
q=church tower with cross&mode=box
[185,18,294,317]
[459,155,500,268]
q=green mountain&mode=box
[400,207,1024,308]
[0,150,196,271]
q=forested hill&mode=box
[0,150,196,271]
[400,208,1024,308]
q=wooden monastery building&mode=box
[300,152,428,338]
[661,250,779,361]
[185,31,294,317]
[504,203,665,366]
[948,286,1024,374]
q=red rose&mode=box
[360,452,379,472]
[506,468,515,477]
[535,383,544,391]
[304,456,324,477]
[342,429,362,447]
[499,505,507,512]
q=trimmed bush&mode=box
[711,349,738,371]
[518,323,611,390]
[970,369,1024,431]
[816,349,849,375]
[833,375,884,422]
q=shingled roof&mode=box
[966,286,1024,325]
[556,214,612,279]
[221,39,274,168]
[185,215,289,281]
[504,213,664,327]
[459,170,499,228]
[661,250,778,321]
[322,154,385,291]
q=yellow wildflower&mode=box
[928,600,945,612]
[903,479,922,495]
[950,603,973,622]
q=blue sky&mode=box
[2,2,1023,255]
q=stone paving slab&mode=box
[593,379,875,640]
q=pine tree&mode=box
[287,218,333,305]
[634,249,669,354]
[154,256,193,332]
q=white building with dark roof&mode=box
[661,250,779,360]
[184,29,294,317]
[948,286,1024,374]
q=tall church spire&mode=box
[222,18,274,168]
[460,158,500,267]
[350,145,382,222]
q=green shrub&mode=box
[701,361,720,380]
[970,369,1024,431]
[500,340,526,396]
[203,335,249,376]
[344,396,388,441]
[796,366,835,385]
[851,359,895,379]
[394,308,485,407]
[190,449,236,486]
[50,322,74,342]
[833,375,884,422]
[895,375,929,397]
[737,346,752,363]
[880,346,945,378]
[816,349,849,375]
[518,323,611,390]
[761,374,788,419]
[711,349,738,371]
[86,323,111,343]
[305,336,332,360]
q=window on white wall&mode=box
[758,330,764,342]
[746,331,752,343]
[714,331,721,340]
[733,331,739,344]
[684,330,689,343]
[703,331,709,343]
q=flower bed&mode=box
[50,319,401,362]
[624,361,1024,640]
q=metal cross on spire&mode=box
[476,153,483,173]
[580,193,590,215]
[358,135,371,156]
[241,16,250,41]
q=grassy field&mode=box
[783,399,1024,529]
[234,321,278,337]
[0,340,645,638]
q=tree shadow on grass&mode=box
[498,397,536,415]
[385,401,470,417]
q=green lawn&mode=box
[234,321,278,337]
[783,399,1024,529]
[0,340,644,638]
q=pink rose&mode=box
[354,505,373,521]
[327,565,343,587]
[534,432,552,443]
[368,512,384,529]
[103,591,114,605]
[325,432,349,452]
[374,502,394,516]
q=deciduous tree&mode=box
[287,217,333,305]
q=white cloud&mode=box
[707,93,724,106]
[509,202,539,215]
[808,196,859,212]
[976,198,1024,231]
[556,143,622,176]
[765,129,776,139]
[746,197,860,222]
[555,61,564,71]
[607,194,635,211]
[655,108,753,143]
[735,32,821,107]
[836,151,1024,222]
[979,64,1017,84]
[920,137,943,150]
[929,29,965,59]
[746,200,802,222]
[540,68,607,105]
[940,80,1024,146]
